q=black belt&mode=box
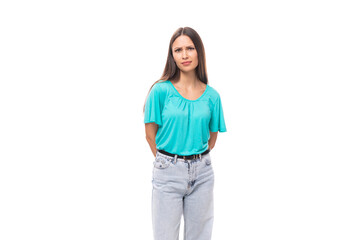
[157,148,210,160]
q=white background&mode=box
[1,0,359,239]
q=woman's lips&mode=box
[182,61,192,66]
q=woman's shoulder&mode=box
[150,80,171,93]
[206,84,222,100]
[147,81,173,103]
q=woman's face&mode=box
[172,35,198,73]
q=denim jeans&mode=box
[152,149,214,240]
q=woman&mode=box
[143,27,227,240]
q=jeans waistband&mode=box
[157,148,210,160]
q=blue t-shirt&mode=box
[144,80,227,155]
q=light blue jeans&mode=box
[152,149,214,240]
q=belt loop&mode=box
[174,154,177,164]
[199,153,202,161]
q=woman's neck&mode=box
[176,71,200,88]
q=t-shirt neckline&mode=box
[168,80,209,102]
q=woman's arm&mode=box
[208,131,218,151]
[145,122,158,157]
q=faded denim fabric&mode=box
[152,150,214,240]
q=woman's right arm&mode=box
[145,122,158,157]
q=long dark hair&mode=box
[142,27,209,113]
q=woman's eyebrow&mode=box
[174,45,195,50]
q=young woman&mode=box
[143,27,227,240]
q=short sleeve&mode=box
[144,84,163,127]
[209,96,227,132]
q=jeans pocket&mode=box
[204,154,212,166]
[153,155,171,169]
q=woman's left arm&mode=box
[208,131,218,150]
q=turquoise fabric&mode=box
[144,80,227,155]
